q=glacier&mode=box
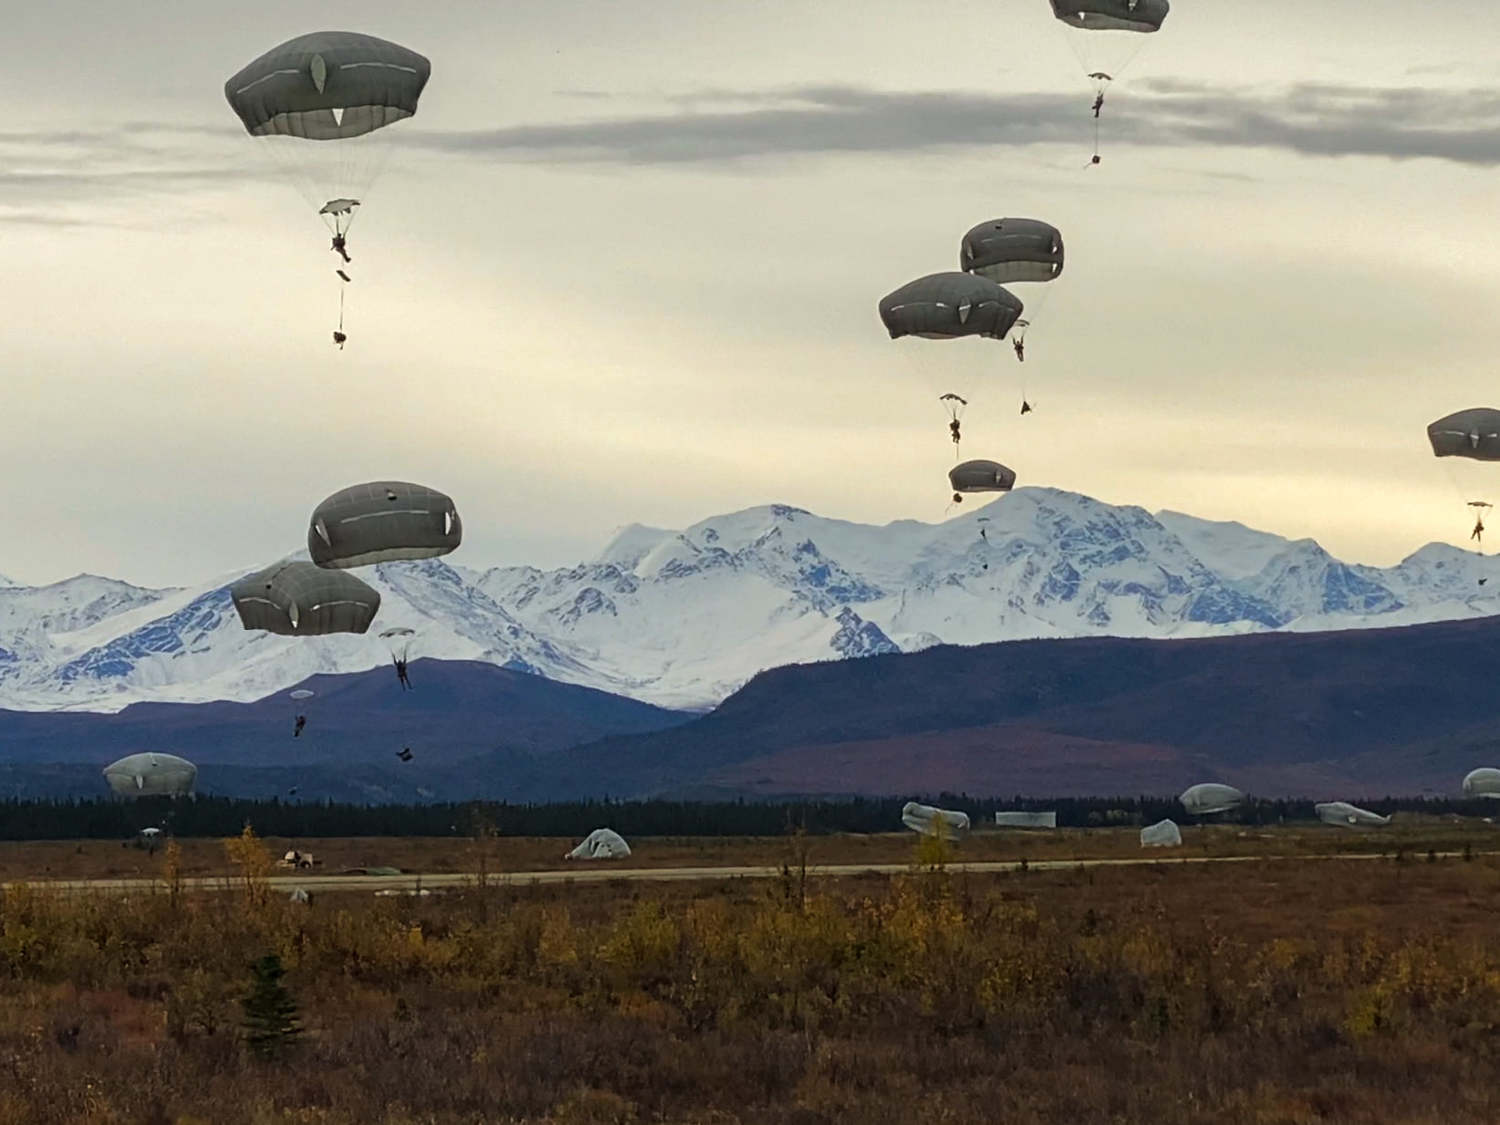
[1,487,1497,713]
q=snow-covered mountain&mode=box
[3,488,1498,713]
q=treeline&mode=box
[0,793,1493,840]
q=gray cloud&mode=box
[415,81,1500,167]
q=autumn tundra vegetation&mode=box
[0,821,1498,1123]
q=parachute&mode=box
[994,811,1058,829]
[1429,409,1500,555]
[289,689,315,701]
[1140,818,1182,847]
[1315,801,1390,829]
[103,753,197,799]
[230,561,380,636]
[901,801,971,840]
[566,828,632,860]
[379,626,417,662]
[1179,782,1245,816]
[960,218,1065,406]
[224,31,432,343]
[1048,0,1170,161]
[880,273,1024,342]
[940,393,968,456]
[949,460,1017,504]
[1462,767,1500,799]
[308,481,462,569]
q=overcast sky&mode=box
[4,0,1500,587]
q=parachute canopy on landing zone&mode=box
[1180,782,1245,815]
[103,753,197,798]
[566,828,632,860]
[230,561,380,636]
[308,481,462,569]
[902,801,971,841]
[1315,801,1390,828]
[950,460,1017,495]
[224,31,431,140]
[960,219,1064,284]
[1050,0,1170,34]
[1428,409,1500,461]
[995,811,1058,829]
[1140,818,1182,847]
[1463,767,1500,799]
[879,273,1024,341]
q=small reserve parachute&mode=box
[230,561,380,636]
[1048,0,1170,163]
[103,753,198,798]
[901,801,971,841]
[949,460,1016,503]
[308,481,462,569]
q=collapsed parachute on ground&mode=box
[566,828,632,860]
[230,561,380,636]
[994,811,1058,829]
[961,219,1064,284]
[901,801,970,841]
[1428,409,1500,461]
[308,481,462,569]
[1180,782,1245,816]
[1463,768,1500,799]
[879,273,1024,341]
[950,460,1016,502]
[103,753,197,798]
[1315,801,1390,828]
[1140,819,1182,847]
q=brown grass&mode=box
[2,816,1495,884]
[1,827,1500,1122]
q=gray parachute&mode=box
[1463,767,1500,799]
[879,273,1024,342]
[994,811,1058,829]
[1140,818,1182,847]
[901,801,971,841]
[225,31,431,140]
[960,219,1065,285]
[1315,801,1390,828]
[566,828,632,860]
[230,561,380,636]
[1050,0,1170,34]
[949,460,1017,498]
[308,481,462,569]
[1428,409,1500,461]
[1180,782,1245,815]
[103,752,198,798]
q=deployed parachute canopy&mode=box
[1462,767,1500,799]
[1180,782,1245,816]
[1428,408,1500,461]
[103,753,198,799]
[566,828,632,860]
[879,273,1024,342]
[994,811,1058,829]
[308,481,462,569]
[901,801,971,841]
[949,460,1016,504]
[379,625,417,662]
[1315,801,1390,829]
[289,689,315,701]
[1140,818,1182,847]
[1048,0,1169,160]
[960,219,1065,285]
[230,561,380,636]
